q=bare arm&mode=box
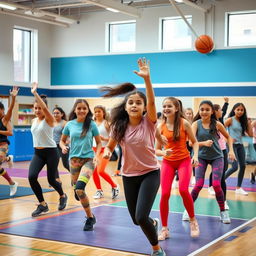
[3,86,19,124]
[103,137,118,159]
[0,121,13,136]
[60,134,69,154]
[217,121,236,161]
[184,119,199,166]
[246,119,253,137]
[94,135,102,166]
[134,58,157,123]
[31,82,54,126]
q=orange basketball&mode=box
[195,35,214,54]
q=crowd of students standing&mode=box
[1,58,255,256]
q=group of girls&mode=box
[2,57,254,256]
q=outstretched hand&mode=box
[31,82,38,94]
[134,58,150,79]
[10,86,19,97]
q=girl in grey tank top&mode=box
[224,103,253,195]
[191,100,235,224]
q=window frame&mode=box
[159,15,193,51]
[13,26,38,83]
[225,10,256,47]
[105,20,136,53]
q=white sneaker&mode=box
[208,186,215,196]
[112,185,119,199]
[224,201,229,210]
[10,181,18,196]
[220,210,231,224]
[235,188,248,196]
[93,190,104,199]
[182,210,189,221]
[7,155,14,168]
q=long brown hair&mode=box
[69,99,93,137]
[162,97,185,141]
[101,82,146,143]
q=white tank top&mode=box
[31,118,57,148]
[93,120,109,147]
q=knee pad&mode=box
[75,180,86,190]
[0,168,5,175]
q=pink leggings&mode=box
[160,157,194,226]
[93,151,117,190]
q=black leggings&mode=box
[55,144,70,179]
[29,148,64,202]
[209,149,228,200]
[225,144,246,187]
[122,170,160,246]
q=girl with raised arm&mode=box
[0,87,19,196]
[29,83,67,217]
[102,58,166,256]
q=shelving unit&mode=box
[13,103,35,126]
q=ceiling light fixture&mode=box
[106,7,119,13]
[55,16,76,24]
[0,2,17,10]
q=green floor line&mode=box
[0,242,75,256]
[111,194,256,220]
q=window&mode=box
[13,27,38,83]
[227,11,256,47]
[107,21,136,52]
[161,16,192,50]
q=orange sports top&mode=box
[160,118,190,161]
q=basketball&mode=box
[195,35,214,54]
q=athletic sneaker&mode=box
[7,155,14,168]
[93,190,104,199]
[208,186,215,196]
[235,188,248,196]
[224,201,229,210]
[153,218,159,236]
[182,210,189,221]
[32,204,49,217]
[58,194,68,210]
[220,210,231,224]
[111,186,119,199]
[84,215,96,231]
[10,181,18,196]
[151,248,166,256]
[158,227,170,241]
[190,219,200,237]
[250,172,255,184]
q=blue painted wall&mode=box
[51,48,256,85]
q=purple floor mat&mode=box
[5,168,68,178]
[0,205,246,256]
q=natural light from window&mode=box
[161,16,192,50]
[227,12,256,46]
[108,21,136,52]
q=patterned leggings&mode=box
[191,157,225,211]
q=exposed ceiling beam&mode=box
[0,9,69,27]
[0,0,77,25]
[83,0,142,18]
[175,0,208,13]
